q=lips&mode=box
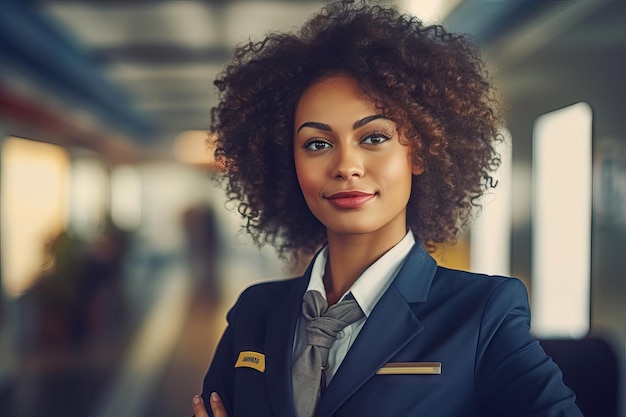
[326,191,375,209]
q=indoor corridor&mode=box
[0,194,288,417]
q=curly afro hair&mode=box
[211,0,503,259]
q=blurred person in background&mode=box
[182,204,222,301]
[192,1,583,416]
[29,222,129,351]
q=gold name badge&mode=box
[235,351,266,373]
[376,362,441,375]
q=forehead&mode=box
[295,75,378,123]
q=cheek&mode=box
[377,152,414,188]
[297,175,316,199]
[295,159,318,200]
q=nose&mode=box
[330,144,364,180]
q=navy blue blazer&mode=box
[200,244,583,417]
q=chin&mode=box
[324,220,383,236]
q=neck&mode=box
[323,228,406,305]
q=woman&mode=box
[193,1,583,416]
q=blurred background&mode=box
[0,0,624,416]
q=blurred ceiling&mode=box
[0,0,624,160]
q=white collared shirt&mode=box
[292,231,416,384]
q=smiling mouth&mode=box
[326,191,375,209]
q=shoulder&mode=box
[434,266,526,293]
[240,276,304,299]
[227,276,305,316]
[430,266,529,312]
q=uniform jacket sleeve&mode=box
[474,278,583,416]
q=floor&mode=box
[0,258,237,417]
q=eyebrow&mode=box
[296,114,386,134]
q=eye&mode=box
[302,139,332,151]
[361,131,391,145]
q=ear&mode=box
[412,164,425,176]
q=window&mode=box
[531,102,592,338]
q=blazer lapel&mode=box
[265,268,310,417]
[315,244,437,417]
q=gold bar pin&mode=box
[376,362,441,375]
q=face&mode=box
[294,75,423,241]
